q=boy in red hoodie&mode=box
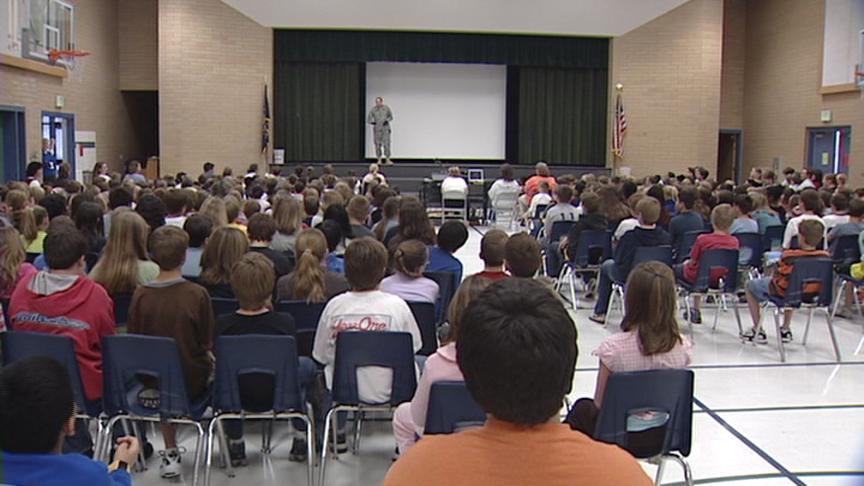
[9,226,116,404]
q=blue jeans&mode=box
[593,260,623,315]
[546,242,564,277]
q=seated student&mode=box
[215,253,315,464]
[271,196,304,253]
[822,192,851,231]
[676,204,739,324]
[384,278,651,486]
[750,192,782,234]
[427,221,468,282]
[181,214,212,278]
[744,219,829,343]
[0,226,37,301]
[199,226,249,298]
[128,225,215,479]
[504,233,543,279]
[589,197,672,324]
[730,194,759,234]
[0,357,140,486]
[373,196,400,242]
[668,187,705,253]
[347,195,375,239]
[440,166,468,197]
[567,262,692,440]
[317,220,345,274]
[542,184,580,243]
[163,189,189,228]
[523,181,552,225]
[90,210,160,295]
[546,191,608,278]
[381,239,440,304]
[247,213,294,279]
[9,226,115,406]
[828,197,864,243]
[25,205,49,254]
[392,275,492,454]
[302,192,320,228]
[782,189,825,249]
[277,228,349,302]
[312,237,422,447]
[472,229,510,281]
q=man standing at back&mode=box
[384,279,651,486]
[368,96,394,165]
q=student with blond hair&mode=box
[90,210,159,295]
[271,195,304,253]
[0,227,36,301]
[276,228,349,302]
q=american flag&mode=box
[612,92,627,157]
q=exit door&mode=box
[41,111,76,180]
[807,127,851,174]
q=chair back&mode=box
[594,369,694,458]
[442,189,467,203]
[779,257,834,307]
[112,293,134,327]
[573,230,612,267]
[491,188,520,211]
[212,335,304,413]
[407,301,438,356]
[533,204,550,220]
[102,335,194,418]
[691,249,740,293]
[548,220,575,243]
[734,232,763,268]
[211,297,240,318]
[1,331,96,416]
[675,230,708,263]
[424,381,486,435]
[633,245,674,268]
[331,331,417,406]
[830,234,861,267]
[762,225,784,252]
[276,300,327,357]
[423,271,457,323]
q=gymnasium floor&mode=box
[136,226,864,486]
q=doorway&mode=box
[807,127,851,174]
[41,111,76,179]
[717,129,743,183]
[0,106,26,183]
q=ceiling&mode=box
[221,0,689,37]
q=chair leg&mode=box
[730,294,743,335]
[665,453,693,486]
[131,421,147,472]
[773,308,786,362]
[303,416,315,486]
[352,411,364,455]
[831,280,845,318]
[653,456,666,485]
[604,285,619,326]
[215,418,234,477]
[204,418,218,486]
[803,307,814,345]
[320,408,338,486]
[824,309,842,362]
[190,421,205,486]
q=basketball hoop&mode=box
[48,49,90,80]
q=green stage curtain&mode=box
[516,66,608,166]
[274,62,362,161]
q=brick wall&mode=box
[119,0,157,91]
[0,0,137,172]
[742,0,864,185]
[158,0,273,177]
[608,0,723,179]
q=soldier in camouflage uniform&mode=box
[367,96,393,164]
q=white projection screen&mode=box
[365,62,507,160]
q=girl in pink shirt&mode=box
[392,275,493,453]
[566,261,692,435]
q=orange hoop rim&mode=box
[48,49,91,62]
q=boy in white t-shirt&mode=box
[313,237,422,448]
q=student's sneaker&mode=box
[158,447,185,479]
[588,314,606,325]
[740,328,767,344]
[289,438,308,462]
[227,439,247,467]
[780,328,793,343]
[687,309,702,324]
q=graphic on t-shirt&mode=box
[329,313,393,339]
[12,311,91,330]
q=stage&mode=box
[268,161,611,194]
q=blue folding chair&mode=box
[734,232,763,279]
[762,225,784,252]
[605,246,674,325]
[113,292,134,327]
[829,234,861,268]
[675,230,708,264]
[320,331,417,485]
[211,297,240,318]
[407,301,438,356]
[594,369,694,486]
[759,257,840,362]
[277,300,327,357]
[541,220,576,277]
[424,381,486,435]
[529,204,550,237]
[424,271,457,323]
[556,230,612,309]
[1,331,106,453]
[99,335,210,484]
[677,249,743,337]
[205,335,314,486]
